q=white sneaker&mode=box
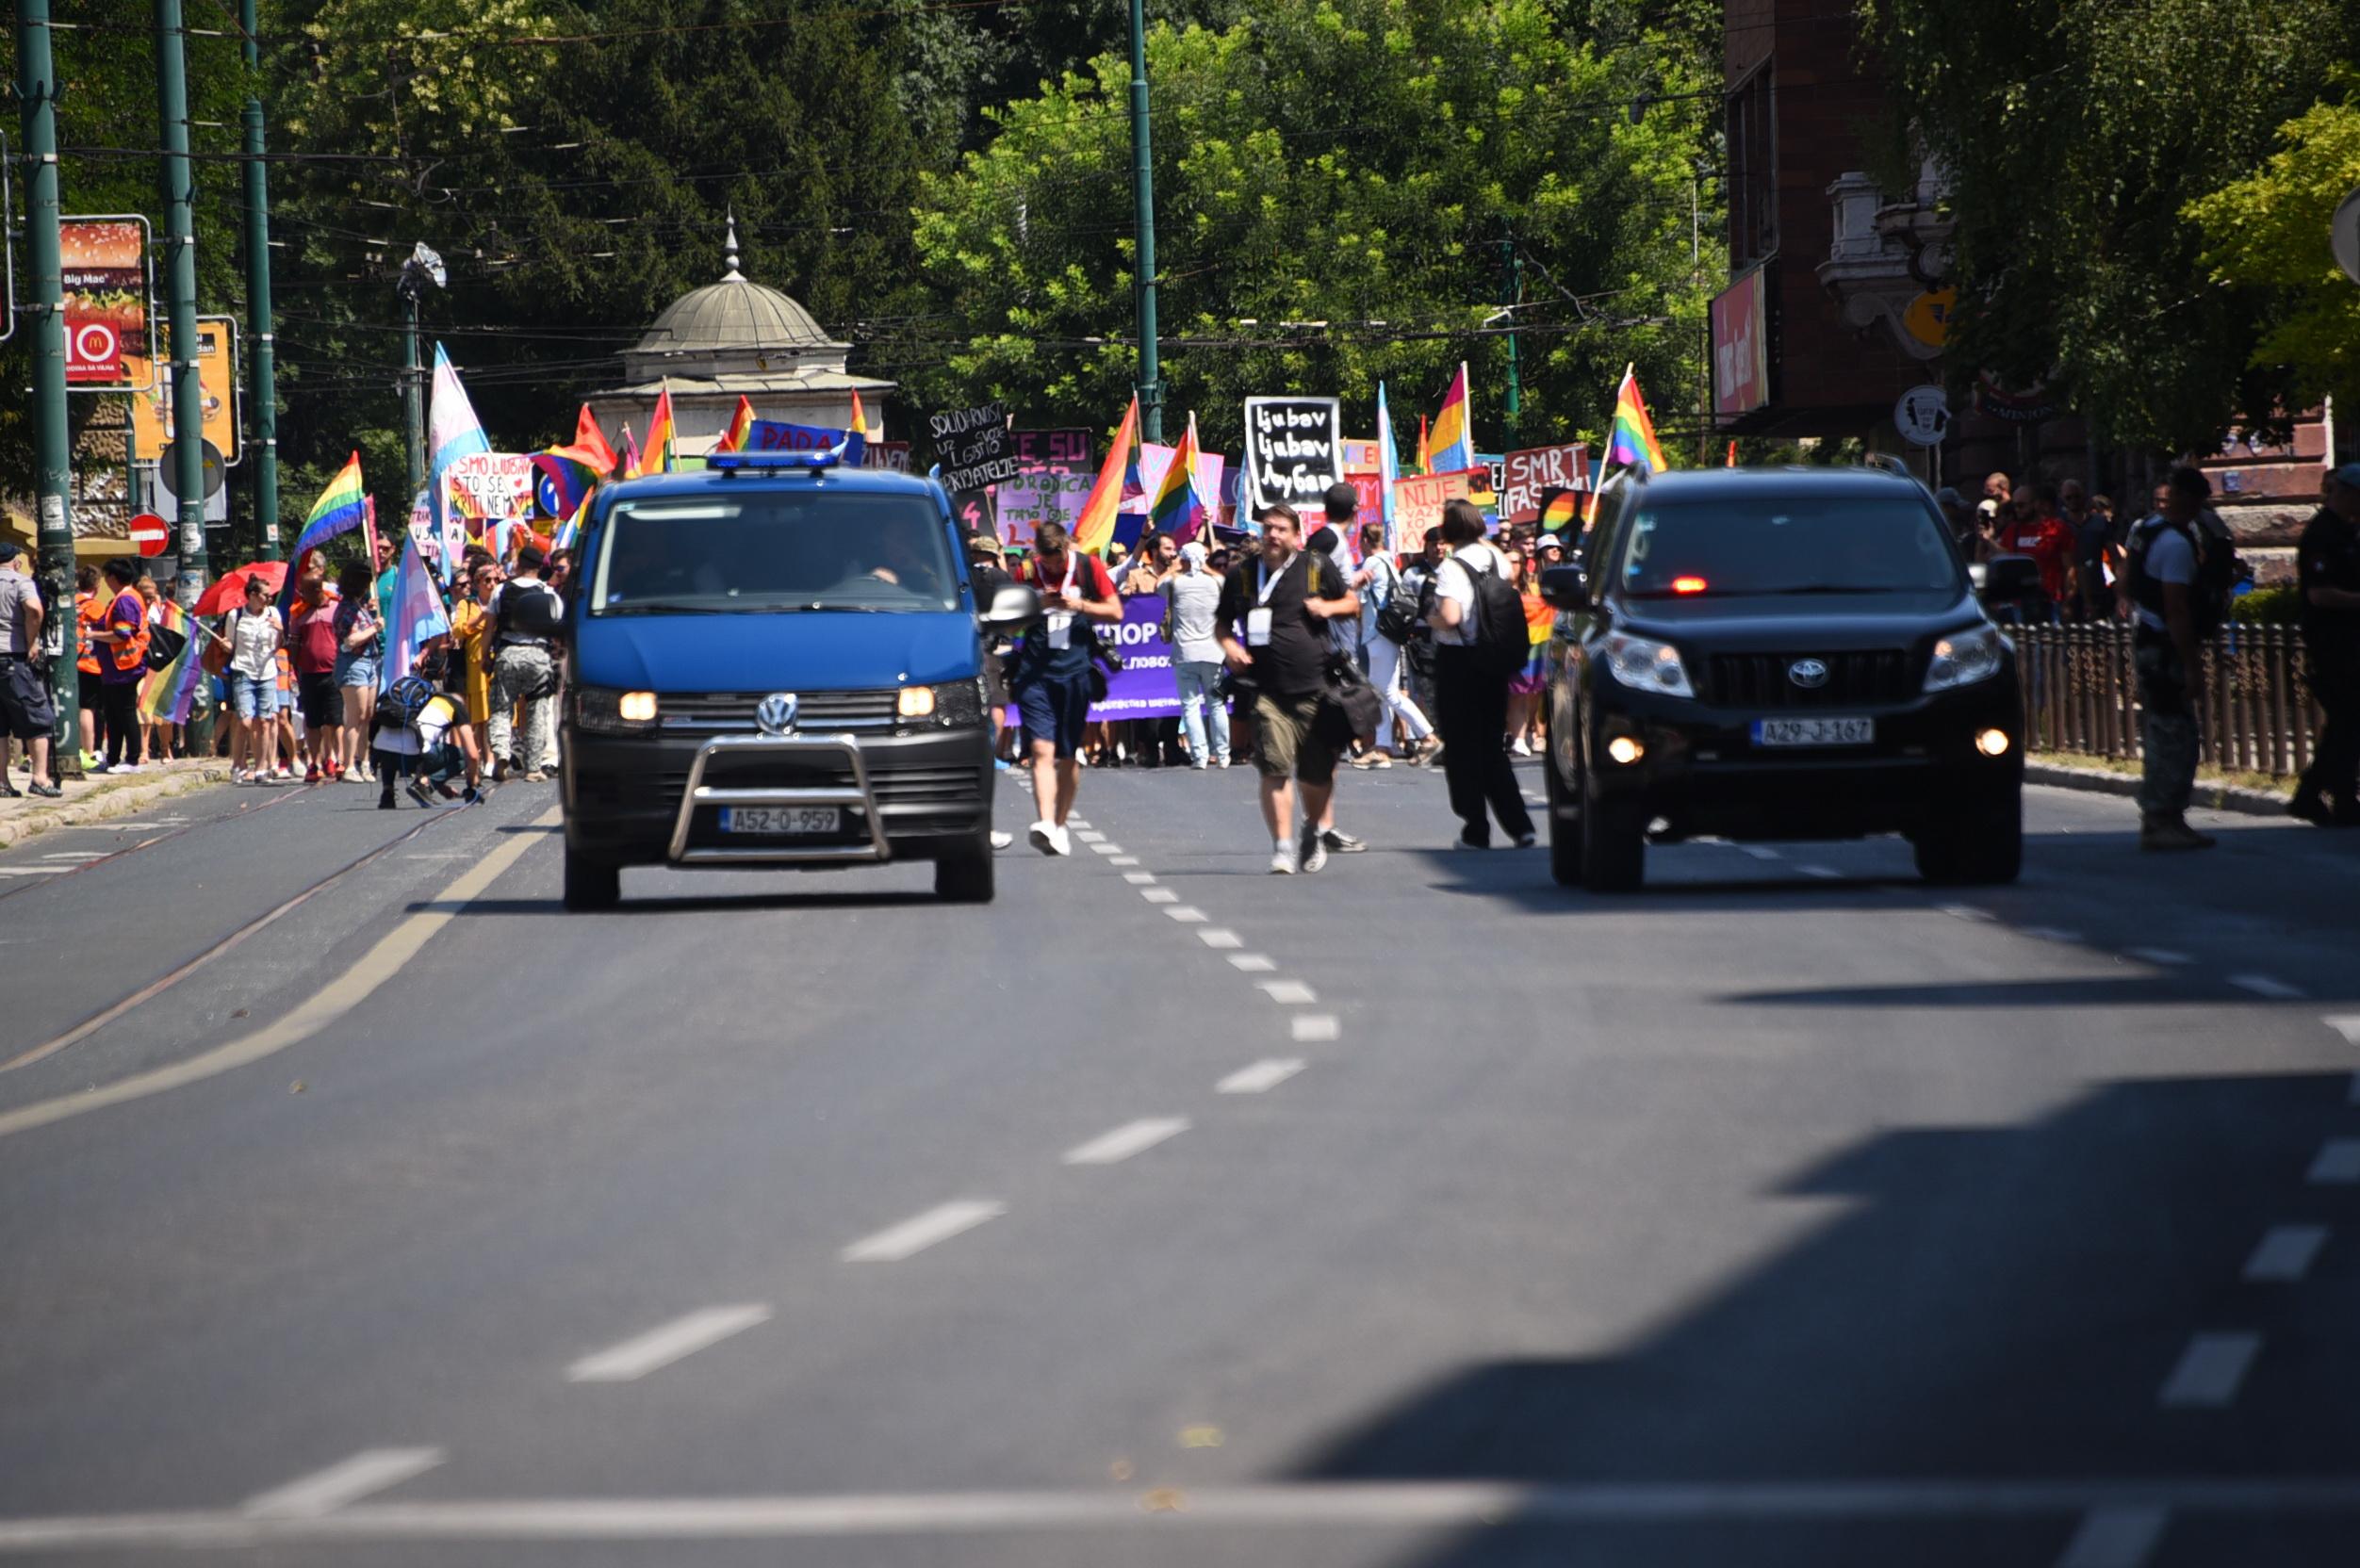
[1269,840,1298,874]
[1028,820,1057,855]
[990,830,1014,851]
[1048,824,1073,856]
[1298,825,1327,874]
[1510,738,1533,758]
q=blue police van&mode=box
[558,449,1032,909]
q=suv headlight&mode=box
[895,680,985,731]
[1600,630,1695,698]
[1924,624,2005,694]
[573,686,658,734]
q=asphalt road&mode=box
[2,761,2357,1566]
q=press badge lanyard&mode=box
[1041,554,1080,649]
[1247,552,1296,646]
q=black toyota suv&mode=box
[1538,466,2024,891]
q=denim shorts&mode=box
[335,650,380,691]
[227,670,279,720]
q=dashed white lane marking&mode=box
[1797,864,1840,880]
[1198,928,1243,949]
[2156,1332,2261,1408]
[1061,1118,1189,1166]
[1219,1058,1306,1094]
[2055,1504,2169,1568]
[2228,973,2305,999]
[1739,845,1782,860]
[1089,843,1122,856]
[1164,906,1208,923]
[2306,1139,2360,1184]
[2326,1016,2360,1047]
[841,1200,1007,1263]
[1257,980,1317,1004]
[2242,1225,2329,1282]
[39,851,105,861]
[1227,954,1276,972]
[1122,872,1157,885]
[1140,887,1180,905]
[1108,856,1140,866]
[242,1449,446,1519]
[1066,819,1090,829]
[1291,1014,1340,1042]
[2022,926,2083,942]
[565,1305,772,1383]
[0,866,69,877]
[1074,830,1106,843]
[2126,947,2190,967]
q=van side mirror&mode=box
[979,583,1042,631]
[1979,554,2040,604]
[1537,564,1590,612]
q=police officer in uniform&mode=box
[2291,463,2360,825]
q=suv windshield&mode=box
[1618,493,1962,598]
[587,491,961,614]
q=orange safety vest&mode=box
[104,588,149,674]
[75,592,104,676]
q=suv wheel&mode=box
[1581,776,1646,893]
[1546,752,1584,887]
[935,838,996,904]
[1913,789,2023,885]
[563,846,621,911]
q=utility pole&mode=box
[156,0,210,604]
[240,0,280,560]
[16,0,80,774]
[401,289,424,502]
[1499,234,1522,448]
[1126,0,1161,442]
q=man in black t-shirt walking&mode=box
[2292,464,2360,825]
[1216,504,1359,874]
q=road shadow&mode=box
[443,888,946,917]
[1287,1070,2360,1565]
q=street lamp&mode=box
[396,241,445,503]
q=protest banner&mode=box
[443,452,535,526]
[995,470,1093,550]
[1011,429,1095,471]
[865,441,912,471]
[1242,396,1342,513]
[1341,437,1380,473]
[931,401,1021,494]
[1090,596,1182,719]
[1499,442,1591,524]
[1391,468,1474,542]
[745,418,844,452]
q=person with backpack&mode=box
[484,544,565,782]
[1162,540,1231,768]
[1357,519,1439,767]
[1215,503,1360,874]
[1427,499,1535,852]
[2124,465,2234,851]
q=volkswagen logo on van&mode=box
[1787,659,1830,690]
[755,693,801,735]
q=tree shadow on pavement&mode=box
[1288,1070,2360,1566]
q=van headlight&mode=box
[1600,631,1695,698]
[573,686,659,734]
[896,680,984,730]
[1924,625,2005,694]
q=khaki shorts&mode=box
[1253,690,1338,784]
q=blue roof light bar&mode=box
[707,449,842,472]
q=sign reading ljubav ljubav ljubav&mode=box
[1242,397,1343,514]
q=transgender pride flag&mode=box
[381,533,451,692]
[427,344,491,582]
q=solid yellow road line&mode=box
[0,808,561,1142]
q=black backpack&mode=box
[497,579,562,640]
[1451,547,1529,678]
[1371,558,1422,645]
[2127,514,2244,637]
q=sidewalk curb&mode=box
[2024,759,2289,819]
[0,764,235,849]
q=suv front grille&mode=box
[657,689,898,734]
[1708,650,1918,709]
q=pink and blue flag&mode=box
[381,534,451,692]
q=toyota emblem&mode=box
[755,693,800,735]
[1787,659,1830,690]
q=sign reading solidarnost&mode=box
[1499,443,1590,524]
[62,218,153,388]
[1390,468,1474,542]
[931,401,1020,495]
[1243,396,1343,513]
[1712,266,1771,418]
[443,452,535,525]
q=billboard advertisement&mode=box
[1712,265,1771,418]
[62,217,155,389]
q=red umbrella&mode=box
[191,561,287,617]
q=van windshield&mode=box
[1618,494,1963,598]
[587,492,961,614]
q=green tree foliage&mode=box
[1863,0,2352,452]
[2187,96,2360,421]
[906,0,1722,459]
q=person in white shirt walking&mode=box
[1162,541,1230,767]
[1351,518,1438,766]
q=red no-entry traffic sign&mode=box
[128,513,171,557]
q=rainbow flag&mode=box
[1606,367,1668,475]
[535,404,616,515]
[138,602,203,725]
[1428,362,1472,476]
[844,390,869,466]
[1072,395,1141,557]
[714,396,756,456]
[280,452,367,611]
[552,488,591,552]
[1414,414,1432,477]
[633,384,676,478]
[1523,589,1555,681]
[1147,411,1211,546]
